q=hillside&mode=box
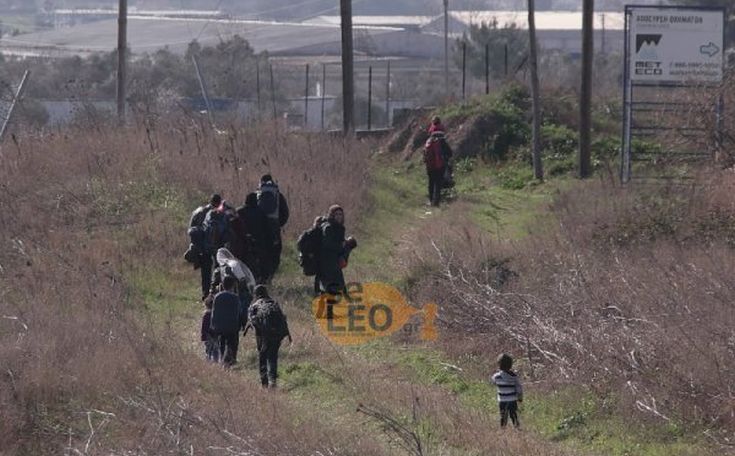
[2,87,735,454]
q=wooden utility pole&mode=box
[579,0,594,178]
[256,60,262,115]
[485,42,490,95]
[269,63,277,122]
[116,0,127,122]
[340,0,355,133]
[443,0,450,97]
[528,0,543,181]
[461,41,466,101]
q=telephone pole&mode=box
[443,0,449,98]
[340,0,355,133]
[528,0,543,181]
[116,0,127,122]
[579,0,594,178]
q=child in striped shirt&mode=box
[491,353,523,428]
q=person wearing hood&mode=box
[316,205,357,295]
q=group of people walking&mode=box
[183,119,525,426]
[185,174,357,387]
[186,174,289,301]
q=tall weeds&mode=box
[0,118,374,454]
[406,174,735,441]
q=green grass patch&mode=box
[355,342,708,456]
[349,160,430,283]
[128,266,200,334]
[524,390,705,456]
[452,160,566,239]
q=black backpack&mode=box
[257,181,280,221]
[203,209,228,253]
[250,299,289,340]
[184,205,212,265]
[296,220,324,276]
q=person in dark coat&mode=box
[245,285,292,388]
[257,174,290,282]
[235,192,273,283]
[423,132,452,207]
[189,193,222,300]
[210,276,242,367]
[316,205,357,295]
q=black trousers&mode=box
[218,332,239,366]
[257,336,282,386]
[200,254,213,299]
[261,234,282,283]
[499,401,519,427]
[427,169,444,205]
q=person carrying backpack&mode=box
[423,132,452,207]
[297,216,327,295]
[203,201,232,254]
[316,205,357,296]
[185,193,222,300]
[245,285,292,388]
[210,276,242,367]
[234,192,273,283]
[257,174,289,282]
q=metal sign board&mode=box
[628,6,724,83]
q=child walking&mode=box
[491,353,523,428]
[201,296,219,362]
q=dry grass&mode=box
[0,117,376,454]
[404,173,735,447]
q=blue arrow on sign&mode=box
[700,42,720,57]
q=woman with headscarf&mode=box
[316,205,357,295]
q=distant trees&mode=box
[0,35,267,103]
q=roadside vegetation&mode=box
[2,81,735,455]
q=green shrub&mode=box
[542,123,577,160]
[482,99,530,161]
[496,164,534,189]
